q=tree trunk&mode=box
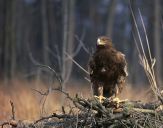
[10,0,17,79]
[106,0,117,37]
[65,0,75,82]
[129,0,138,85]
[41,0,49,65]
[4,1,16,83]
[3,0,25,81]
[16,0,24,72]
[62,0,75,90]
[154,0,161,87]
[0,0,5,77]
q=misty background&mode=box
[0,0,163,89]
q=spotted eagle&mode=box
[89,36,128,101]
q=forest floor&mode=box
[0,85,163,128]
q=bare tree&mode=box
[61,0,75,90]
[4,0,17,83]
[41,0,49,65]
[129,0,138,85]
[154,0,161,86]
[10,0,17,79]
[106,0,117,37]
[0,0,5,76]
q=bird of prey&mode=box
[89,36,128,102]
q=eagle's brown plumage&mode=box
[89,36,128,100]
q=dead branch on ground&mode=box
[1,89,163,128]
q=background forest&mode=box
[0,0,163,90]
[0,0,163,121]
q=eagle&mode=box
[89,36,128,102]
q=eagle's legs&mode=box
[112,84,121,108]
[94,84,106,102]
[112,84,128,108]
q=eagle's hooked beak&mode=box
[97,38,106,46]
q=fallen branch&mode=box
[1,89,163,128]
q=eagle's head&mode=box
[97,36,112,48]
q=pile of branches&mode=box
[1,90,163,128]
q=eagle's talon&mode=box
[111,97,119,108]
[112,97,120,103]
[112,97,128,108]
[94,95,106,103]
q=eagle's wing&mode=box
[88,56,95,78]
[116,52,128,77]
[115,52,128,93]
[89,55,103,98]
